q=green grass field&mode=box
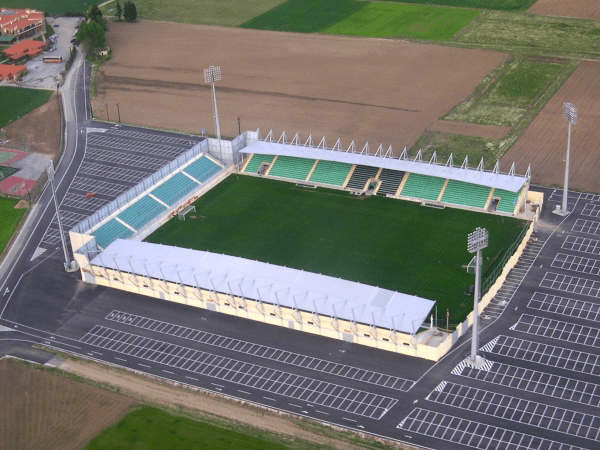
[146,175,527,322]
[116,0,287,27]
[323,3,480,41]
[0,0,88,14]
[241,0,478,40]
[85,406,287,450]
[0,87,53,129]
[387,0,536,11]
[0,197,25,256]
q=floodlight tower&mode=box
[47,163,78,272]
[203,65,222,162]
[558,102,577,215]
[467,227,488,367]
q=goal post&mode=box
[178,205,195,221]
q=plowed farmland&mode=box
[501,61,600,193]
[528,0,600,20]
[94,21,506,151]
[0,358,137,450]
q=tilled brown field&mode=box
[502,60,600,193]
[0,358,137,450]
[528,0,600,20]
[95,21,506,151]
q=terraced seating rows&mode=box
[268,155,316,180]
[184,156,221,183]
[92,219,133,249]
[244,154,275,173]
[399,173,446,201]
[495,188,520,213]
[377,169,405,196]
[118,195,166,231]
[151,173,198,206]
[441,180,491,209]
[346,165,379,190]
[308,160,352,186]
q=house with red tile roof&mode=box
[0,8,44,39]
[0,64,26,81]
[3,38,45,61]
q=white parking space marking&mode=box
[78,162,150,184]
[105,310,414,391]
[398,408,584,450]
[582,203,600,218]
[562,235,600,256]
[484,335,600,377]
[551,253,600,276]
[86,147,167,171]
[511,314,600,348]
[87,135,191,158]
[109,130,195,146]
[572,219,600,237]
[528,292,600,322]
[70,177,132,197]
[453,359,600,408]
[540,272,600,298]
[427,381,600,442]
[80,325,397,419]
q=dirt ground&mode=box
[3,92,61,157]
[502,60,600,193]
[528,0,600,20]
[0,358,137,450]
[94,21,506,152]
[56,356,414,450]
[429,120,510,140]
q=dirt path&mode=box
[54,357,412,450]
[95,21,506,152]
[528,0,600,20]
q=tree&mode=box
[76,20,105,52]
[123,1,137,22]
[116,1,122,21]
[86,4,102,23]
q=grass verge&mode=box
[87,50,112,99]
[145,175,527,322]
[0,197,25,256]
[0,86,53,128]
[0,0,88,14]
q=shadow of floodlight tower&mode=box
[204,65,222,163]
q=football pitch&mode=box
[145,175,527,323]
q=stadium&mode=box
[69,130,537,361]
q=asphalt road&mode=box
[1,51,599,450]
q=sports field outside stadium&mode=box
[145,175,527,323]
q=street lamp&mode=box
[467,227,488,367]
[203,65,222,162]
[47,163,78,272]
[557,102,577,216]
[104,103,109,122]
[116,103,121,123]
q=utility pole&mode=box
[467,227,488,368]
[116,103,121,123]
[237,115,241,136]
[104,103,109,122]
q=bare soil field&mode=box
[528,0,600,20]
[502,60,600,193]
[0,357,137,450]
[4,92,60,156]
[94,21,506,151]
[429,120,510,140]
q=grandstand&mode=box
[309,160,352,186]
[441,180,491,209]
[346,165,380,190]
[268,155,316,180]
[400,173,446,202]
[376,169,405,196]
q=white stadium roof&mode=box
[242,140,528,193]
[92,240,435,335]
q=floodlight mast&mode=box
[203,65,222,162]
[46,164,78,272]
[561,102,577,215]
[467,227,488,367]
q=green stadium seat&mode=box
[118,195,166,230]
[268,155,315,180]
[377,169,405,196]
[92,219,133,249]
[244,154,274,173]
[309,160,352,186]
[346,165,379,190]
[399,173,446,201]
[495,188,520,213]
[184,156,220,183]
[151,173,198,206]
[441,180,491,209]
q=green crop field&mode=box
[146,175,527,323]
[0,0,88,14]
[0,87,53,129]
[323,3,479,41]
[387,0,537,11]
[0,197,25,256]
[85,406,287,450]
[241,0,478,40]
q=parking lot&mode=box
[37,124,202,252]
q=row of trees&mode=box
[76,2,137,52]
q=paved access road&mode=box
[1,49,600,450]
